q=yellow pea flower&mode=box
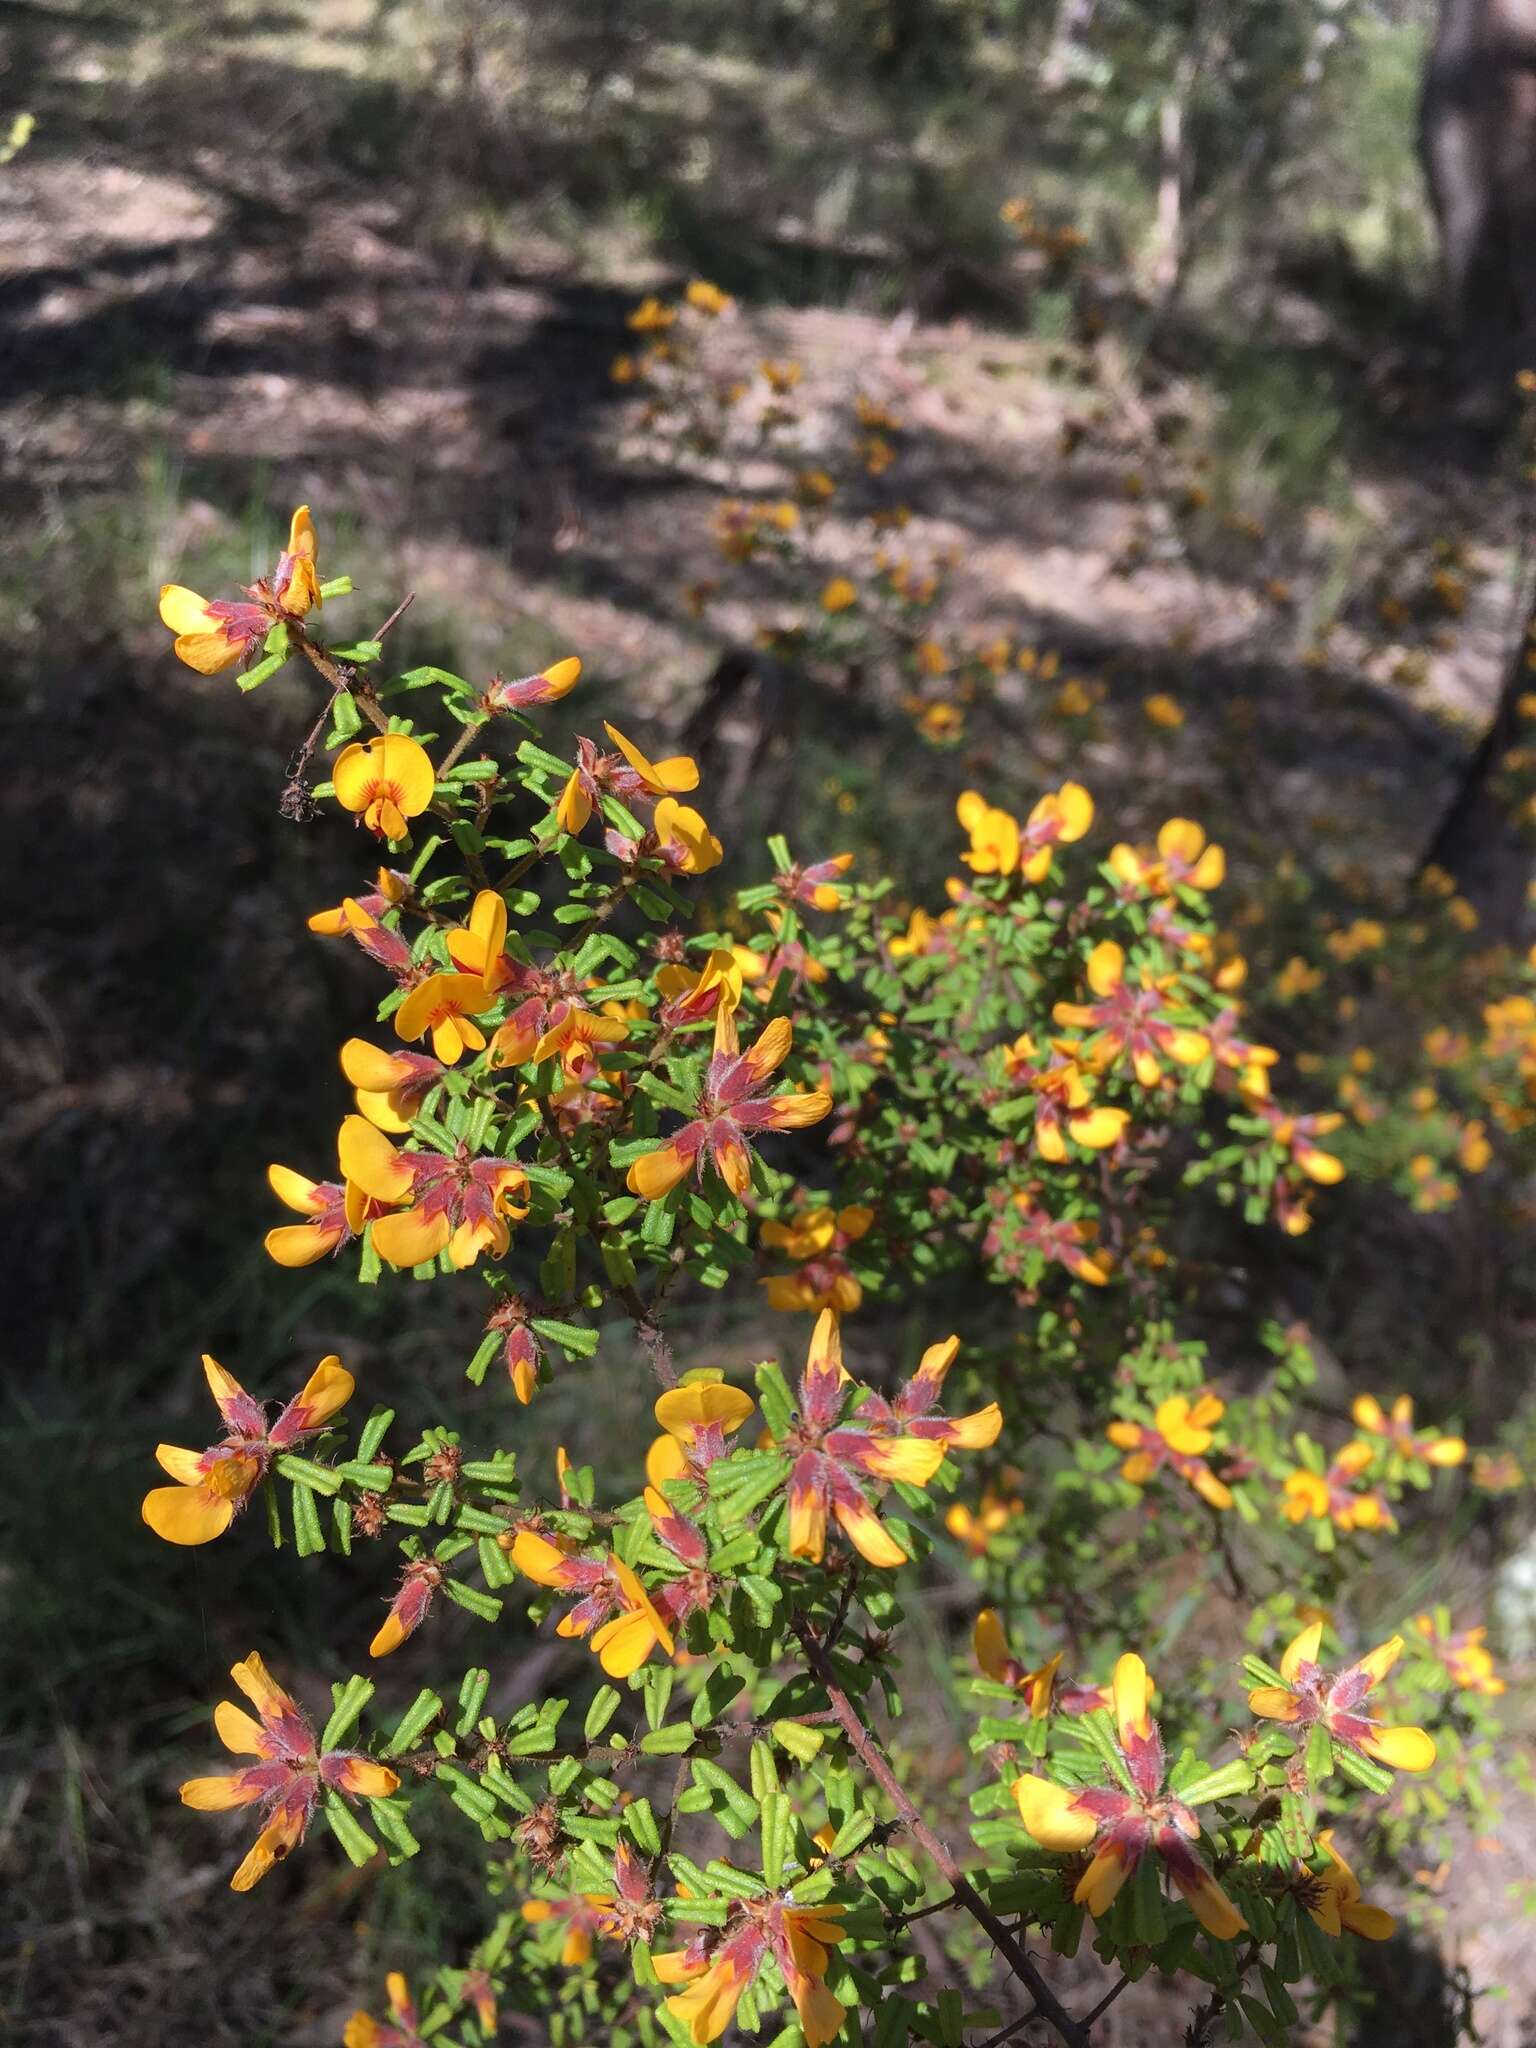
[333,732,436,841]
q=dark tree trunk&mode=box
[1417,580,1536,939]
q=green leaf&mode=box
[516,739,574,778]
[443,1579,502,1623]
[530,1317,600,1358]
[640,1722,697,1756]
[771,1719,826,1763]
[291,1479,326,1555]
[585,1686,623,1741]
[1304,1721,1335,1785]
[437,1763,497,1821]
[456,1504,511,1536]
[456,1668,491,1735]
[275,1453,342,1496]
[1128,1849,1167,1946]
[323,1792,378,1867]
[321,1676,376,1752]
[367,1797,420,1862]
[641,1193,679,1247]
[1334,1743,1394,1796]
[236,649,289,693]
[760,1789,790,1887]
[690,1665,748,1731]
[753,1361,796,1438]
[385,1690,444,1755]
[329,689,362,739]
[639,1662,675,1731]
[714,1454,791,1528]
[749,1739,779,1802]
[625,1797,662,1856]
[691,1757,758,1827]
[336,1460,393,1490]
[1179,1758,1255,1806]
[478,1534,516,1587]
[1242,1655,1288,1690]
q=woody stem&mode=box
[536,1099,679,1387]
[1184,1938,1261,2045]
[292,624,392,733]
[789,1615,1091,2048]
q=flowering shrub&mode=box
[149,507,1512,2045]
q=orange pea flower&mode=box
[1003,1035,1129,1161]
[1351,1393,1466,1470]
[1243,1091,1346,1185]
[1304,1831,1396,1940]
[333,732,436,841]
[264,1162,386,1268]
[778,852,855,911]
[955,791,1021,876]
[444,888,524,996]
[973,1610,1109,1716]
[1414,1614,1505,1695]
[508,1533,676,1678]
[760,1202,873,1314]
[521,1892,617,1966]
[556,724,699,836]
[344,1973,424,2048]
[1247,1621,1437,1774]
[656,948,743,1034]
[179,1652,398,1891]
[607,795,723,875]
[338,1115,530,1268]
[1107,1393,1236,1511]
[485,654,581,713]
[1280,1440,1393,1533]
[1012,1653,1245,1938]
[1005,1199,1112,1284]
[1052,941,1209,1087]
[331,895,418,979]
[645,1376,756,1490]
[158,506,319,674]
[485,1295,545,1403]
[946,1496,1015,1555]
[625,1014,832,1200]
[340,1038,445,1133]
[1108,818,1225,897]
[370,1557,446,1659]
[655,1898,846,2046]
[393,971,496,1064]
[308,865,409,935]
[142,1353,353,1545]
[528,1001,631,1084]
[782,1313,1001,1568]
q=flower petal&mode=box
[1357,1723,1436,1773]
[654,1381,755,1440]
[337,1116,415,1203]
[371,1206,452,1268]
[626,1142,693,1200]
[142,1483,234,1546]
[1280,1620,1324,1684]
[1012,1774,1097,1850]
[833,1496,908,1567]
[179,1772,267,1811]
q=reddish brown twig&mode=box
[790,1614,1090,2048]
